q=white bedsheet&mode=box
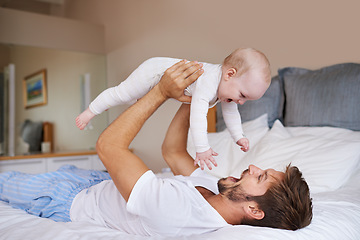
[1,169,359,240]
[1,120,360,240]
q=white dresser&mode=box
[0,151,106,174]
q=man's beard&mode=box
[217,169,250,202]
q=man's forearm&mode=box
[98,85,167,150]
[96,85,166,201]
[162,104,198,176]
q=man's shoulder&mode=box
[189,168,217,179]
[182,169,220,195]
[132,169,218,194]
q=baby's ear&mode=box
[225,68,237,80]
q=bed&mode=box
[1,63,360,240]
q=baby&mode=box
[76,48,271,170]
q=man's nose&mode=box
[249,165,263,175]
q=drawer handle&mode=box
[2,160,43,165]
[53,158,88,162]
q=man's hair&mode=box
[223,47,271,84]
[242,165,313,230]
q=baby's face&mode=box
[218,70,269,104]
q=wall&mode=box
[9,45,108,152]
[0,8,108,154]
[0,7,105,54]
[62,0,360,172]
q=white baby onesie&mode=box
[89,57,244,152]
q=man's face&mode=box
[218,165,285,201]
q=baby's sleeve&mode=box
[186,64,220,153]
[189,96,211,153]
[221,101,244,142]
[189,75,219,153]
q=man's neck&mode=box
[196,187,243,225]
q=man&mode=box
[0,60,312,236]
[162,104,312,231]
[96,59,312,234]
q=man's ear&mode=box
[245,204,265,220]
[224,68,237,80]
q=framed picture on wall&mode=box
[23,69,48,109]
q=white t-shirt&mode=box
[70,168,230,236]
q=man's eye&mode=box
[258,175,262,181]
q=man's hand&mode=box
[158,60,204,103]
[194,148,218,170]
[237,137,249,152]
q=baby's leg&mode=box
[76,58,174,130]
[88,75,157,115]
[101,58,177,110]
[75,75,152,130]
[75,86,124,130]
[75,107,96,130]
[75,81,149,130]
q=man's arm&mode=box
[162,104,199,176]
[96,60,203,201]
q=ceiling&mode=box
[0,0,64,15]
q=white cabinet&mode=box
[0,158,47,174]
[47,156,92,172]
[0,154,106,173]
[90,155,107,171]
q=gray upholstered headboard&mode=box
[216,62,360,131]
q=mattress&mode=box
[1,116,360,239]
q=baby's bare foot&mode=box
[76,108,96,130]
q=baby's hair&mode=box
[223,48,271,84]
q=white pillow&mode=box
[187,114,269,178]
[231,120,360,193]
[287,126,360,142]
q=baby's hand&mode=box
[194,148,218,170]
[237,138,249,152]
